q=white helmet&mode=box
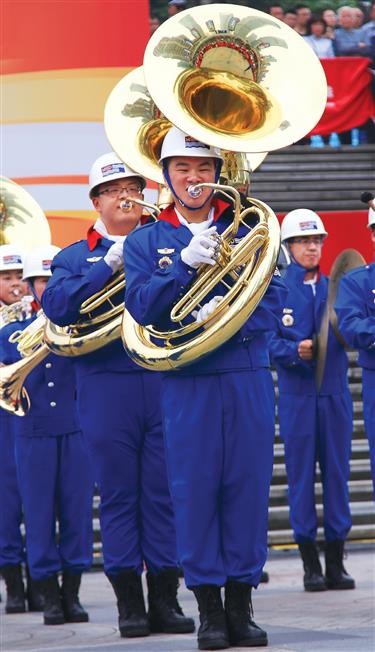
[0,244,25,271]
[281,209,328,242]
[159,127,223,164]
[23,245,61,280]
[89,152,146,198]
[368,207,375,229]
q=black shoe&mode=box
[35,575,65,625]
[298,542,327,592]
[260,571,269,584]
[1,564,26,614]
[224,581,268,647]
[147,568,195,633]
[108,570,150,638]
[325,541,355,590]
[192,585,229,650]
[26,567,44,612]
[61,571,89,622]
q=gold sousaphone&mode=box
[0,177,51,415]
[105,3,327,370]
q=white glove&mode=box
[181,226,220,269]
[104,241,124,273]
[192,296,223,323]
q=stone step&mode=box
[271,457,372,483]
[256,161,374,172]
[267,522,375,546]
[252,170,375,182]
[251,179,372,192]
[269,479,373,506]
[268,501,375,530]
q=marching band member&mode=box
[124,127,287,650]
[269,210,355,593]
[0,245,93,626]
[42,153,194,639]
[335,206,375,496]
[0,244,39,614]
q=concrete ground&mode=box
[1,546,374,652]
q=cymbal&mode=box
[315,249,366,391]
[144,3,327,153]
[0,176,51,249]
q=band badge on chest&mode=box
[158,255,173,269]
[282,308,294,327]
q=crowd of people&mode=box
[0,139,374,649]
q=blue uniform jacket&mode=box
[124,197,287,374]
[335,262,375,371]
[42,228,141,383]
[269,261,349,395]
[0,316,80,436]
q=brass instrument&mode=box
[44,198,160,357]
[0,313,48,416]
[103,4,327,370]
[122,184,280,370]
[0,176,51,248]
[0,178,52,415]
[0,296,33,328]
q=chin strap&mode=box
[163,160,222,211]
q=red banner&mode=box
[311,57,375,136]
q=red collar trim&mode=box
[158,198,230,228]
[31,299,40,313]
[87,217,150,251]
[87,225,102,251]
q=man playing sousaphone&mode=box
[41,153,194,639]
[124,126,287,650]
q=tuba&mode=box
[104,4,327,371]
[0,177,51,415]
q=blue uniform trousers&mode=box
[0,413,24,568]
[15,432,94,581]
[362,368,375,493]
[278,392,353,543]
[161,369,275,589]
[77,371,177,577]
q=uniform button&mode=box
[47,382,55,388]
[45,362,52,369]
[50,401,57,407]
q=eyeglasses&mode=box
[291,236,324,245]
[97,184,142,198]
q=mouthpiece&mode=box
[120,200,132,212]
[187,185,203,198]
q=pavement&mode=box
[1,546,374,652]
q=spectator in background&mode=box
[269,4,285,21]
[150,15,160,35]
[362,1,375,61]
[322,7,338,40]
[284,9,297,29]
[304,16,335,58]
[167,0,187,17]
[353,6,365,29]
[335,6,368,56]
[294,4,312,35]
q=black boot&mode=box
[36,574,65,625]
[192,585,229,650]
[61,571,89,622]
[108,570,150,638]
[26,567,44,612]
[298,542,327,592]
[325,541,355,590]
[146,568,195,633]
[1,564,26,613]
[224,581,268,647]
[260,571,269,583]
